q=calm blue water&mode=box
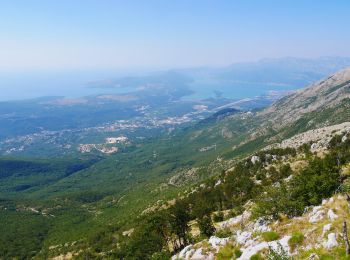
[184,81,299,100]
[0,70,141,101]
[0,70,301,102]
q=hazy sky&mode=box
[1,0,350,71]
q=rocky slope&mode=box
[172,195,350,260]
[260,67,350,127]
[171,122,350,260]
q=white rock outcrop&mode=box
[253,218,271,232]
[251,156,260,164]
[327,209,338,221]
[323,233,338,249]
[219,211,251,229]
[238,236,291,260]
[236,231,252,246]
[208,236,229,249]
[191,248,214,260]
[322,223,332,237]
[342,135,348,143]
[177,245,193,259]
[309,206,325,223]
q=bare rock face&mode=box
[327,209,338,221]
[236,231,253,246]
[309,206,325,223]
[259,67,350,128]
[269,122,350,151]
[251,155,260,164]
[322,224,332,237]
[208,236,229,249]
[253,217,271,232]
[323,233,338,249]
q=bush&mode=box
[234,248,242,258]
[151,250,171,260]
[216,244,234,260]
[197,215,216,238]
[216,244,241,260]
[262,231,280,242]
[319,255,334,260]
[250,253,264,260]
[288,232,304,250]
[267,242,290,260]
[213,211,224,222]
[254,154,342,220]
[215,228,232,238]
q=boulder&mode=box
[177,244,194,259]
[238,236,291,260]
[238,241,268,259]
[219,211,251,229]
[191,248,214,260]
[208,236,229,249]
[323,233,338,249]
[214,179,222,187]
[327,209,338,221]
[253,217,271,232]
[269,236,292,256]
[251,156,260,164]
[309,253,319,259]
[342,135,348,143]
[236,231,253,246]
[322,223,332,237]
[309,206,325,223]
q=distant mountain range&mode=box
[89,56,350,100]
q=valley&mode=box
[1,66,350,259]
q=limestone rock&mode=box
[323,233,338,249]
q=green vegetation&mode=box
[253,136,350,219]
[262,231,280,242]
[250,253,264,260]
[213,211,224,222]
[216,244,242,260]
[0,210,49,259]
[1,76,350,259]
[288,232,304,250]
[267,242,290,260]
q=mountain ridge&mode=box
[260,67,350,126]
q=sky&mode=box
[1,0,350,71]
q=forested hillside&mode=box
[1,68,350,259]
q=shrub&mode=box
[215,228,232,238]
[234,248,242,258]
[151,250,171,260]
[262,231,280,242]
[250,253,264,260]
[216,245,242,260]
[288,232,304,250]
[197,215,216,238]
[267,242,290,260]
[213,211,224,222]
[216,244,235,260]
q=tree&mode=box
[197,215,216,238]
[224,164,255,208]
[290,155,340,206]
[169,201,191,250]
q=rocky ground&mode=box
[172,195,350,260]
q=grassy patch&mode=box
[261,231,280,242]
[216,244,241,260]
[250,253,264,260]
[288,232,304,251]
[215,228,232,238]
